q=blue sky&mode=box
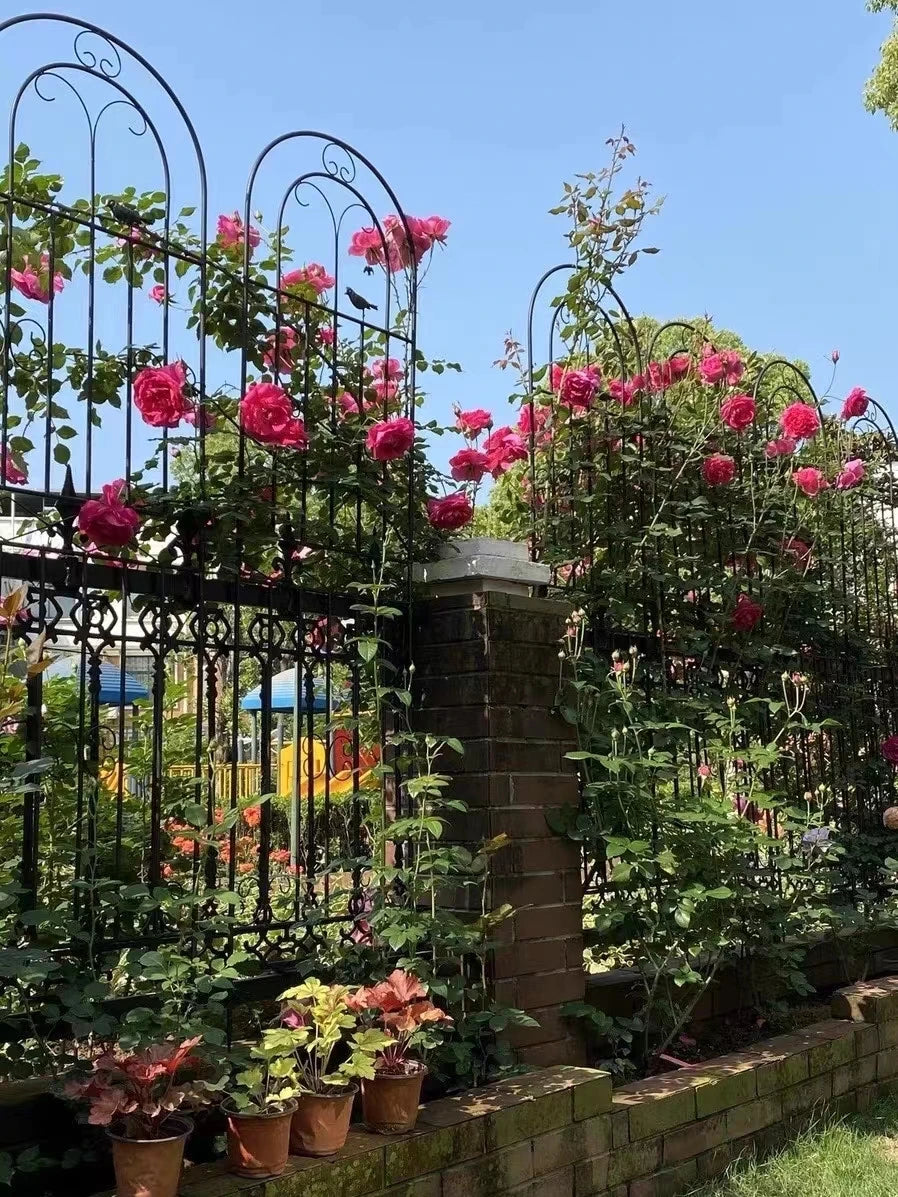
[2,0,897,474]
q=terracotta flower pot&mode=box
[289,1086,357,1156]
[224,1099,296,1179]
[362,1066,426,1134]
[106,1116,192,1197]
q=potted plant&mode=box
[349,969,451,1133]
[278,978,390,1156]
[222,1030,300,1178]
[64,1037,206,1197]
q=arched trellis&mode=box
[522,259,898,903]
[0,14,424,992]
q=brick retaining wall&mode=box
[175,976,898,1197]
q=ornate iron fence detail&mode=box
[0,13,424,1006]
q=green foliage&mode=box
[865,2,898,129]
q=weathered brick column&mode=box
[414,538,586,1066]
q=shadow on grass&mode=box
[690,1100,898,1197]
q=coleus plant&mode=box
[348,969,452,1075]
[64,1037,209,1138]
[277,978,391,1093]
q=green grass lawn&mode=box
[691,1100,898,1197]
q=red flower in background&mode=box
[841,387,868,420]
[78,480,140,548]
[427,492,473,530]
[731,594,763,632]
[720,393,756,431]
[455,408,493,437]
[483,427,527,476]
[450,447,489,482]
[702,454,736,487]
[366,417,415,461]
[133,362,189,428]
[779,402,820,441]
[793,466,827,497]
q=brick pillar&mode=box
[414,539,586,1066]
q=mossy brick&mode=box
[572,1153,609,1196]
[662,1113,726,1165]
[532,1115,610,1174]
[504,1166,574,1196]
[857,1024,881,1055]
[697,1143,733,1180]
[572,1071,612,1119]
[831,1091,859,1118]
[802,1022,857,1076]
[613,1076,696,1140]
[833,1053,877,1096]
[605,1136,662,1187]
[384,1120,485,1186]
[686,1057,758,1117]
[725,1095,782,1140]
[485,1089,572,1149]
[780,1072,832,1116]
[442,1142,532,1196]
[880,1021,898,1050]
[611,1109,630,1148]
[831,977,898,1023]
[381,1178,442,1197]
[877,1047,898,1080]
[628,1160,698,1197]
[856,1082,878,1112]
[264,1148,385,1197]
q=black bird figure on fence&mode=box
[345,286,377,313]
[107,200,153,227]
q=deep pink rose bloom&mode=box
[720,393,756,431]
[558,366,601,410]
[239,382,307,448]
[348,226,386,266]
[607,377,638,406]
[765,436,796,458]
[421,216,450,243]
[11,254,64,303]
[836,458,865,490]
[371,357,402,382]
[263,326,298,373]
[449,447,489,482]
[779,402,820,441]
[783,537,812,567]
[372,379,400,403]
[1,449,27,486]
[793,466,828,496]
[455,408,493,437]
[281,263,335,296]
[78,480,140,548]
[483,426,528,477]
[517,403,550,443]
[698,344,744,386]
[366,417,415,461]
[882,736,898,764]
[317,326,335,347]
[702,454,736,486]
[133,362,189,428]
[646,361,672,392]
[149,284,168,304]
[731,593,763,632]
[427,492,473,530]
[337,391,362,418]
[217,211,260,252]
[668,354,691,381]
[841,387,869,420]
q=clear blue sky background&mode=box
[2,0,897,474]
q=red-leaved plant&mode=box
[347,970,451,1075]
[64,1037,208,1139]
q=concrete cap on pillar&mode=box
[414,537,551,597]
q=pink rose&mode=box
[366,417,415,461]
[281,263,335,296]
[720,393,756,431]
[239,382,307,448]
[702,454,736,486]
[371,357,402,382]
[697,763,712,779]
[731,593,763,632]
[607,377,638,406]
[882,736,898,764]
[841,387,869,420]
[421,215,451,243]
[646,361,672,392]
[836,458,865,490]
[449,447,489,482]
[793,466,828,496]
[217,211,261,252]
[337,391,365,419]
[483,426,528,477]
[348,226,386,267]
[517,403,550,443]
[455,408,493,437]
[779,402,820,441]
[668,354,691,381]
[263,326,298,373]
[558,366,601,410]
[1,449,27,486]
[117,228,155,261]
[317,326,335,347]
[149,284,168,304]
[698,344,744,386]
[133,362,189,428]
[372,379,400,404]
[765,437,796,458]
[78,480,140,548]
[11,254,64,303]
[427,492,473,530]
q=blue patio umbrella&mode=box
[240,668,330,713]
[45,657,149,705]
